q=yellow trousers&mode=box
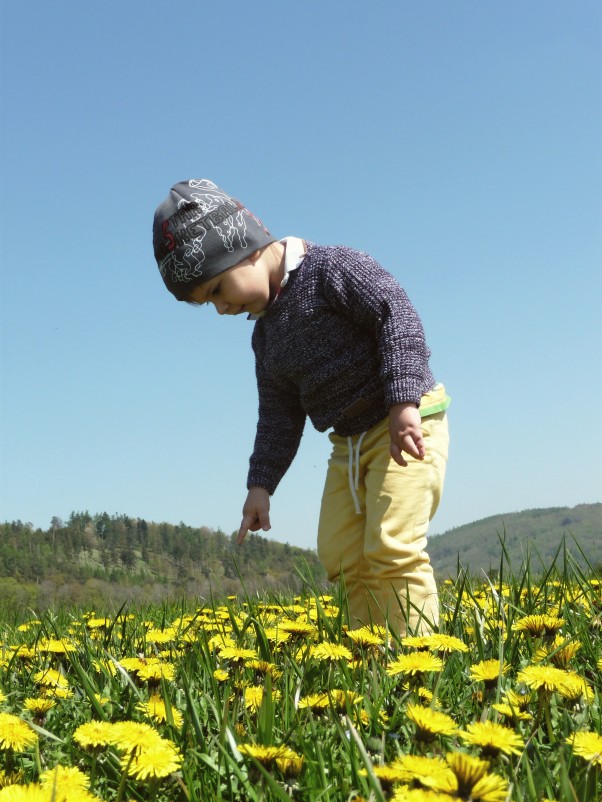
[317,405,449,637]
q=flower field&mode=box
[0,556,600,801]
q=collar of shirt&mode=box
[248,237,306,320]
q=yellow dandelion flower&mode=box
[123,740,182,780]
[145,628,177,645]
[276,619,318,639]
[238,743,303,773]
[137,694,183,728]
[40,765,89,792]
[108,721,164,754]
[309,642,353,662]
[566,731,602,766]
[560,672,594,703]
[459,721,524,757]
[33,669,68,689]
[23,699,55,716]
[469,659,510,688]
[242,687,282,713]
[346,627,384,648]
[470,772,510,802]
[73,720,114,750]
[386,652,444,677]
[359,763,408,786]
[218,646,259,664]
[0,713,38,752]
[491,703,532,722]
[391,786,456,802]
[246,659,282,679]
[445,751,490,793]
[213,669,229,682]
[516,664,574,696]
[36,638,76,655]
[405,705,458,742]
[512,614,564,637]
[422,634,469,654]
[137,662,176,683]
[391,753,457,792]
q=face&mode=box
[188,246,282,316]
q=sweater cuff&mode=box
[247,468,279,496]
[384,377,424,408]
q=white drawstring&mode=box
[347,431,367,514]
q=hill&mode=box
[0,512,327,612]
[428,502,601,579]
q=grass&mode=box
[0,545,600,801]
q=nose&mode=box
[215,301,229,315]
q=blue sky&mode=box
[1,1,601,553]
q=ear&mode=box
[247,249,262,264]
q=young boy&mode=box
[153,178,450,636]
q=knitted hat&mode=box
[153,179,276,300]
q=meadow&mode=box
[0,547,600,802]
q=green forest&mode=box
[0,512,326,613]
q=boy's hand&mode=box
[238,487,271,544]
[389,402,425,467]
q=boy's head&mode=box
[152,179,275,301]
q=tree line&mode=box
[0,512,326,613]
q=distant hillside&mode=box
[428,503,601,579]
[0,513,327,612]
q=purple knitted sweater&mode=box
[247,243,436,494]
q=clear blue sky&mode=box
[1,2,601,553]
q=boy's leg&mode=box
[317,433,370,627]
[361,412,449,636]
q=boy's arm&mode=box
[239,353,306,544]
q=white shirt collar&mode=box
[249,237,306,320]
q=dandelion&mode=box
[39,765,90,793]
[123,740,182,780]
[386,652,444,679]
[459,720,524,758]
[566,731,602,766]
[137,661,176,684]
[23,698,54,716]
[391,754,457,792]
[405,704,459,743]
[0,713,38,752]
[346,627,384,649]
[516,664,574,696]
[469,659,510,689]
[108,721,164,754]
[391,786,456,802]
[213,669,229,682]
[445,752,489,794]
[137,694,184,728]
[513,614,564,638]
[73,720,114,750]
[242,686,282,714]
[36,638,76,655]
[309,642,353,662]
[469,772,510,802]
[32,669,68,690]
[421,634,469,655]
[298,689,362,712]
[218,646,259,665]
[238,743,304,775]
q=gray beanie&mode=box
[153,179,276,300]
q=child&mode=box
[153,178,450,636]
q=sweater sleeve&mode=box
[321,248,432,406]
[246,349,306,495]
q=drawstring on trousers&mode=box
[347,431,367,514]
